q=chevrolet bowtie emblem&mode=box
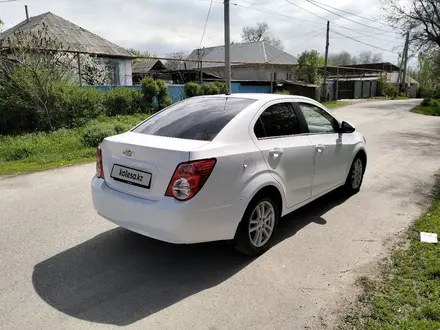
[122,149,135,157]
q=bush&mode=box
[81,114,149,147]
[200,83,220,95]
[63,86,105,127]
[213,81,228,94]
[140,77,159,105]
[103,87,143,116]
[184,82,200,98]
[419,87,440,99]
[82,122,117,147]
[382,82,397,97]
[155,79,173,109]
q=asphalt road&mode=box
[1,99,439,330]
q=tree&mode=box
[412,50,440,93]
[165,52,185,70]
[381,0,440,51]
[241,21,284,49]
[0,18,3,32]
[356,51,384,64]
[328,50,383,65]
[126,48,151,63]
[328,51,355,65]
[294,50,322,84]
[0,23,76,131]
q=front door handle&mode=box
[269,148,284,159]
[315,144,325,153]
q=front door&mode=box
[295,102,352,196]
[252,102,315,208]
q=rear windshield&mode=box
[132,97,256,141]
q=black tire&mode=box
[233,196,280,256]
[343,155,365,195]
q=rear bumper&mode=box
[91,177,240,244]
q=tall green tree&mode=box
[294,50,322,84]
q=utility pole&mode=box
[323,21,330,101]
[397,32,409,92]
[401,32,410,93]
[25,5,29,22]
[224,0,231,94]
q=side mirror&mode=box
[339,121,355,133]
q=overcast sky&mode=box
[1,0,412,65]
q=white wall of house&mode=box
[97,57,133,85]
[117,59,133,86]
[204,65,294,81]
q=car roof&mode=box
[193,93,316,102]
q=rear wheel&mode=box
[343,155,364,195]
[233,196,279,256]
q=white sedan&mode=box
[91,93,367,256]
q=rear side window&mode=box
[132,97,256,141]
[254,102,302,139]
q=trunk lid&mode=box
[101,132,210,201]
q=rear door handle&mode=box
[269,148,284,159]
[315,144,325,153]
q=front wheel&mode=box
[343,156,365,195]
[233,196,280,256]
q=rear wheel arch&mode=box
[249,185,283,216]
[233,184,283,256]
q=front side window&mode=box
[132,97,256,141]
[254,102,302,139]
[298,103,339,134]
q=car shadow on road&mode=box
[32,189,349,326]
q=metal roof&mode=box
[132,60,167,74]
[0,12,133,58]
[186,41,298,68]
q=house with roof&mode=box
[0,12,134,85]
[132,59,167,84]
[186,41,298,82]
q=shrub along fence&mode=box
[0,78,262,136]
[0,76,174,135]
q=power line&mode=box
[281,29,324,41]
[282,0,375,37]
[330,33,401,42]
[303,0,396,33]
[290,29,324,48]
[233,0,323,28]
[199,0,213,48]
[331,29,398,54]
[307,0,396,29]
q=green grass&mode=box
[322,100,349,109]
[0,114,149,176]
[343,194,440,329]
[412,99,440,116]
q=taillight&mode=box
[165,158,216,201]
[96,146,104,179]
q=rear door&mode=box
[294,102,352,196]
[252,101,314,208]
